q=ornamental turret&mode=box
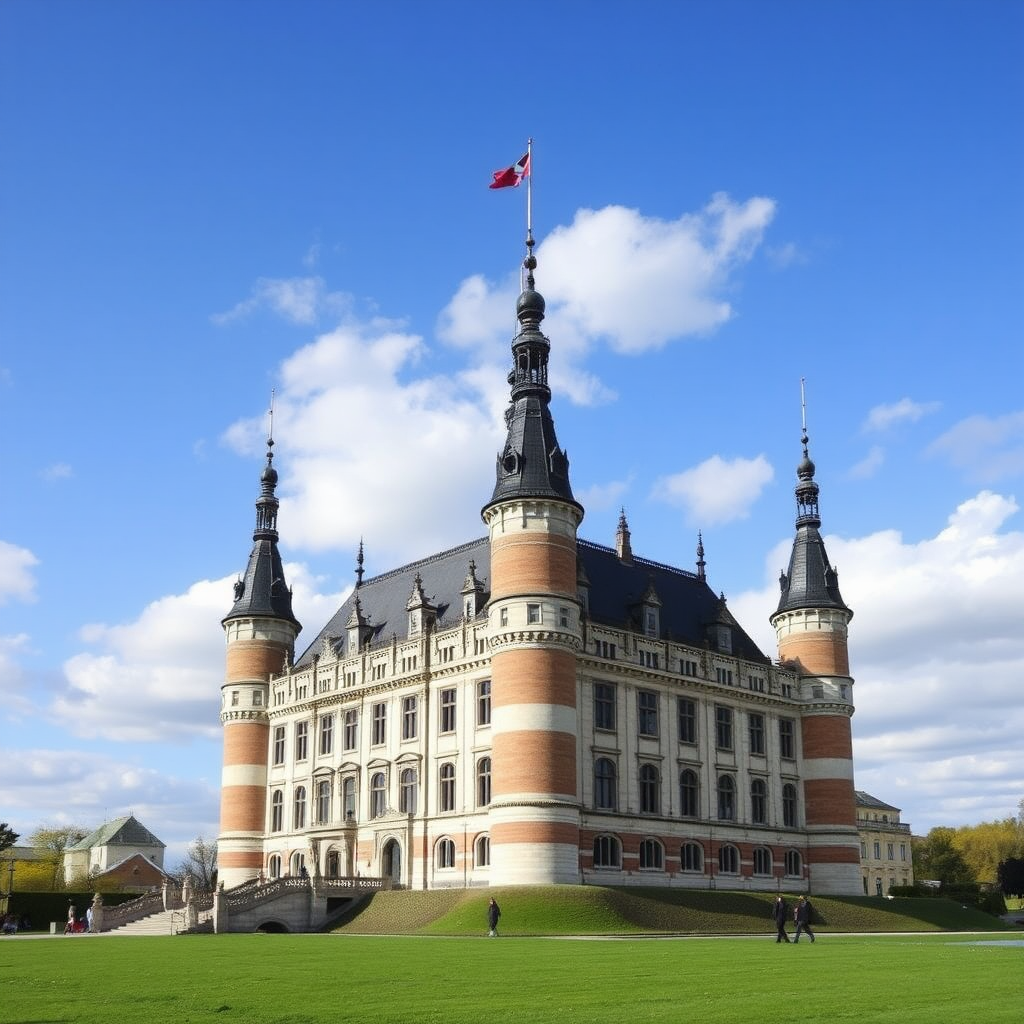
[218,432,301,888]
[770,395,860,895]
[482,236,585,885]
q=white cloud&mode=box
[211,276,350,326]
[40,462,73,482]
[927,410,1024,483]
[847,444,885,479]
[651,455,774,526]
[731,489,1024,834]
[0,540,39,605]
[863,397,941,433]
[49,568,345,743]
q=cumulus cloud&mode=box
[927,410,1024,483]
[0,540,39,605]
[847,444,885,479]
[49,568,345,743]
[0,747,221,862]
[651,455,775,526]
[731,489,1024,833]
[863,397,941,433]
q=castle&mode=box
[216,235,862,895]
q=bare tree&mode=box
[175,836,218,891]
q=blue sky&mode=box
[1,0,1022,865]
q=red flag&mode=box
[489,152,530,189]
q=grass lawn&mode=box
[1,932,1021,1024]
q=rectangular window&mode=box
[645,610,657,637]
[638,690,658,737]
[900,843,907,862]
[295,720,309,761]
[231,690,239,706]
[594,682,616,730]
[477,679,491,726]
[680,659,698,677]
[272,726,286,766]
[371,702,386,745]
[559,606,570,628]
[402,695,418,740]
[779,718,795,759]
[319,714,334,756]
[343,709,358,751]
[715,667,734,686]
[748,713,765,755]
[715,705,733,750]
[677,697,697,744]
[873,841,881,860]
[887,843,895,861]
[500,607,508,627]
[253,690,263,706]
[527,603,541,624]
[440,688,457,733]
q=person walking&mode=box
[487,897,501,937]
[771,895,791,943]
[794,895,815,943]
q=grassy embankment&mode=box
[333,884,1016,935]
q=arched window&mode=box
[785,849,802,877]
[316,779,331,824]
[267,854,281,880]
[639,838,664,870]
[718,844,740,874]
[271,790,283,832]
[293,785,307,830]
[679,769,698,817]
[436,837,456,869]
[751,778,767,825]
[475,834,491,867]
[370,772,386,818]
[753,846,772,876]
[593,834,621,868]
[594,757,617,810]
[399,767,417,814]
[681,841,703,872]
[477,757,492,807]
[782,783,798,827]
[326,850,340,878]
[439,762,456,812]
[290,851,306,877]
[639,763,660,814]
[342,777,356,821]
[717,775,735,821]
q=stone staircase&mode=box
[106,907,212,936]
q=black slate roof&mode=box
[295,536,770,669]
[775,523,851,617]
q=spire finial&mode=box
[355,538,365,588]
[696,531,706,581]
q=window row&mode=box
[594,686,796,757]
[270,682,492,764]
[269,758,493,830]
[591,836,803,877]
[593,759,799,827]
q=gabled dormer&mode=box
[460,560,486,620]
[640,576,662,638]
[406,572,437,638]
[707,592,736,654]
[346,596,374,653]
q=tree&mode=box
[953,818,1024,884]
[29,825,88,890]
[997,857,1024,899]
[913,827,974,886]
[174,836,218,891]
[0,822,19,855]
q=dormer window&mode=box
[645,609,658,638]
[716,625,732,653]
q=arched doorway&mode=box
[382,838,402,886]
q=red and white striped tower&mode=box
[218,432,300,888]
[770,395,861,894]
[482,232,585,885]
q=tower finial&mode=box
[696,531,706,581]
[355,538,365,588]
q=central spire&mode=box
[482,236,581,516]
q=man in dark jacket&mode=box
[487,897,501,937]
[794,895,815,943]
[771,896,791,943]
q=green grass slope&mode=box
[333,885,1015,936]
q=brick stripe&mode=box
[219,785,267,832]
[490,534,577,598]
[218,850,264,869]
[491,820,581,846]
[801,715,853,760]
[803,778,857,825]
[226,642,288,682]
[223,721,270,763]
[776,633,850,676]
[491,647,577,707]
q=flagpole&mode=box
[526,137,533,248]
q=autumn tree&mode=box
[952,818,1024,884]
[913,827,973,885]
[28,825,88,890]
